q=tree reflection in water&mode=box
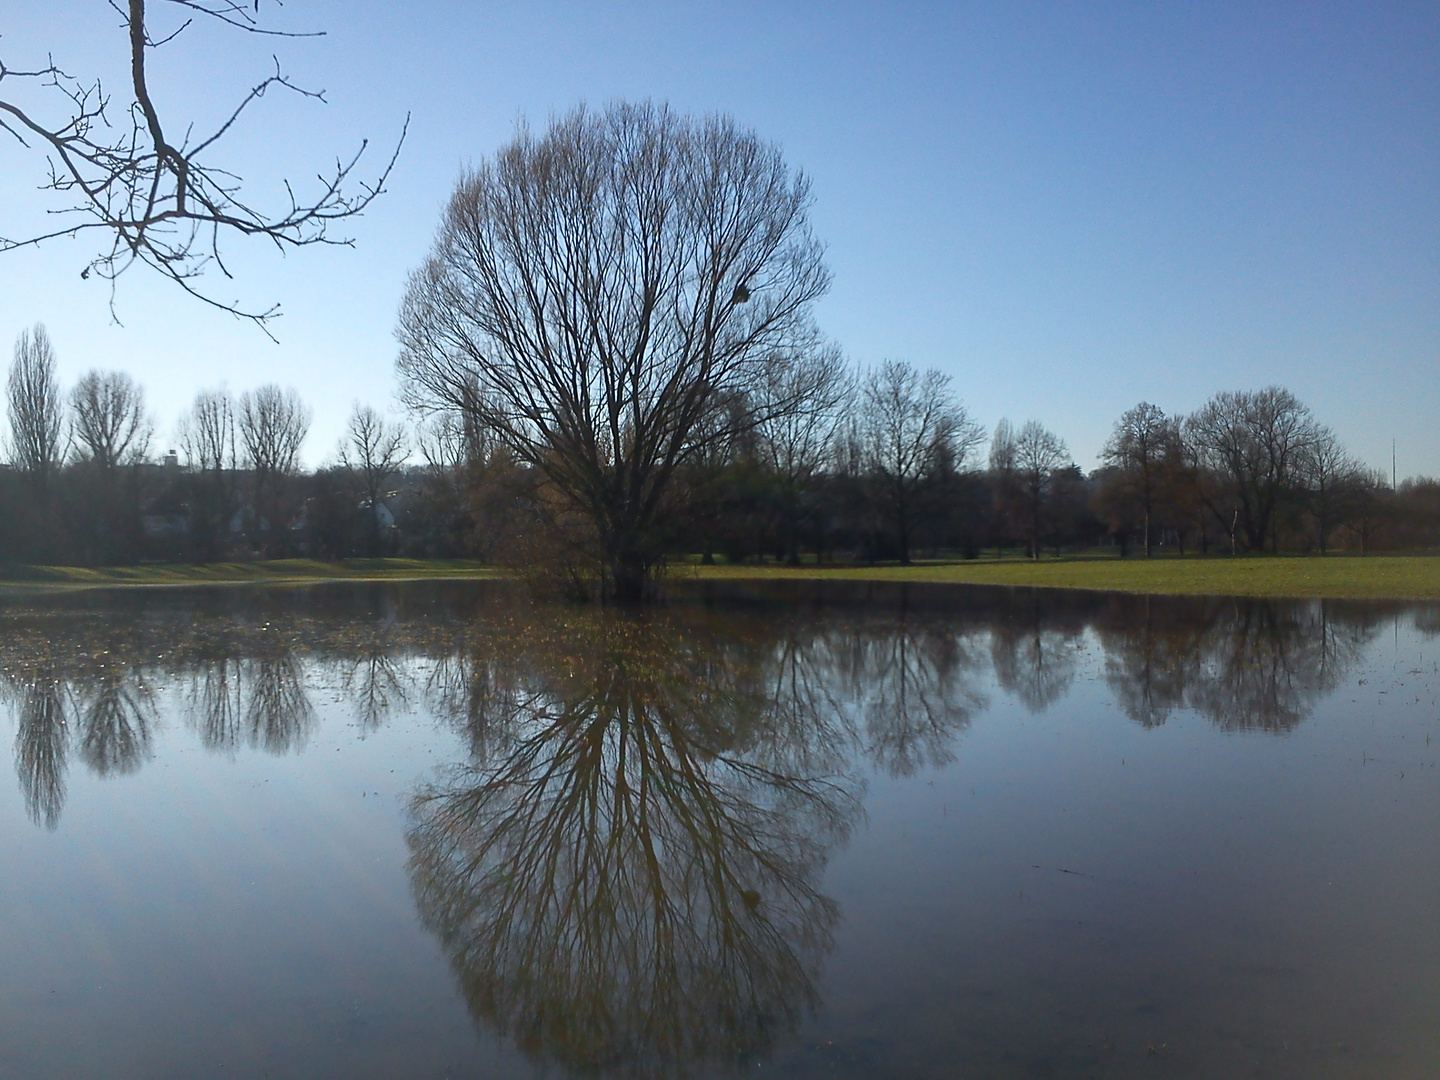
[989,602,1085,714]
[0,583,1413,894]
[77,663,157,776]
[185,649,314,754]
[5,632,158,828]
[10,664,70,830]
[407,610,861,1079]
[1096,596,1377,733]
[823,617,987,775]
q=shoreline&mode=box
[1,554,1437,601]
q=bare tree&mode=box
[176,386,237,553]
[0,0,406,332]
[177,386,235,473]
[1298,426,1361,555]
[397,102,830,601]
[415,409,488,476]
[238,385,309,480]
[1013,420,1070,559]
[7,323,65,484]
[70,370,152,468]
[752,341,852,562]
[1101,402,1179,556]
[238,384,309,541]
[857,360,981,564]
[1184,387,1318,553]
[340,403,406,554]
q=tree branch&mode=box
[0,0,406,335]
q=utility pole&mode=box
[1392,440,1397,490]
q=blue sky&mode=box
[2,1,1436,474]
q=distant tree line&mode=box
[0,322,416,567]
[3,320,1438,572]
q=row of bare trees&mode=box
[1094,389,1402,555]
[6,319,1436,569]
[1,323,412,565]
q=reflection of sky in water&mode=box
[0,582,1436,1079]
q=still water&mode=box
[0,581,1435,1079]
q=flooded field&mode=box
[0,581,1436,1079]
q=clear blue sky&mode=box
[2,1,1436,475]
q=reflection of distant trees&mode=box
[0,610,326,827]
[1097,597,1377,733]
[184,651,314,753]
[77,665,156,776]
[11,668,70,830]
[189,657,244,750]
[6,645,160,829]
[989,609,1083,713]
[243,653,315,752]
[0,581,1407,836]
[1414,604,1440,637]
[826,621,986,775]
[343,652,410,732]
[409,613,859,1080]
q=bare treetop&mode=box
[0,0,406,334]
[71,369,153,468]
[8,324,65,483]
[177,386,235,473]
[238,384,309,480]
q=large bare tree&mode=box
[177,386,235,474]
[0,0,405,332]
[238,385,309,481]
[857,359,981,564]
[7,323,65,484]
[70,370,152,468]
[1101,402,1179,556]
[1184,387,1318,553]
[397,102,830,600]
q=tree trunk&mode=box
[610,556,648,603]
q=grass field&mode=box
[2,554,1437,600]
[682,554,1440,600]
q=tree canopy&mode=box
[397,102,831,600]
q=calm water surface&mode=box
[0,581,1436,1079]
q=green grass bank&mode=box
[682,554,1440,600]
[2,554,1437,600]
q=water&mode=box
[0,581,1435,1079]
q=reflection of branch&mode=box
[409,619,859,1078]
[189,657,244,750]
[12,672,70,830]
[0,0,406,334]
[344,651,411,732]
[77,666,156,775]
[244,653,314,752]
